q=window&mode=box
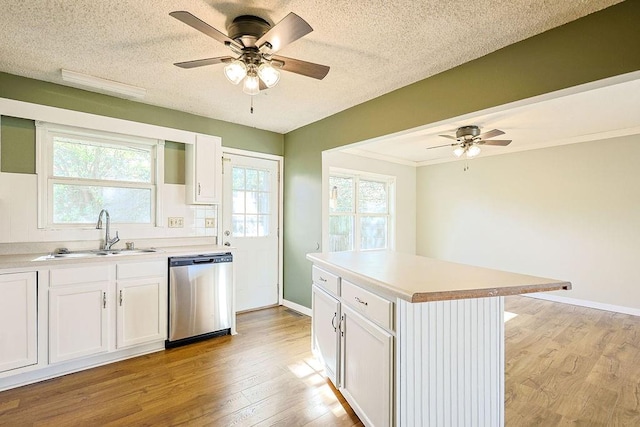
[231,165,272,237]
[36,123,163,228]
[328,170,394,252]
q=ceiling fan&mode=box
[427,125,512,158]
[170,11,330,95]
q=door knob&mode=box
[224,242,231,246]
[224,230,231,236]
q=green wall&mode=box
[0,72,284,159]
[0,116,35,173]
[283,0,640,307]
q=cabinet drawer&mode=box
[312,266,340,296]
[117,260,166,280]
[50,265,110,286]
[342,280,393,331]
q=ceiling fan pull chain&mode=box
[250,96,254,114]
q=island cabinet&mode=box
[0,272,37,373]
[312,266,394,426]
[308,251,571,427]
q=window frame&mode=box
[328,168,396,252]
[36,122,164,229]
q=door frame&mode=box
[222,147,284,306]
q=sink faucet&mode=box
[96,209,120,250]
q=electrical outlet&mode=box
[168,217,184,228]
[205,218,216,228]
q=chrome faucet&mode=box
[96,209,120,250]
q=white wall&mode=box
[416,134,640,312]
[0,172,217,249]
[322,151,416,254]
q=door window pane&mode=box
[231,166,272,237]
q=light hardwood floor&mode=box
[1,296,639,426]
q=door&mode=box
[0,272,37,372]
[222,153,280,312]
[49,283,109,363]
[312,285,340,386]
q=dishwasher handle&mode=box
[169,253,233,267]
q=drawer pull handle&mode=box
[319,276,327,282]
[331,312,337,332]
[355,296,368,306]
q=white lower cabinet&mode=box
[311,267,394,427]
[116,278,165,348]
[49,282,109,363]
[341,305,393,427]
[0,272,37,373]
[312,285,340,385]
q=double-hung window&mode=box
[328,170,394,252]
[36,122,163,228]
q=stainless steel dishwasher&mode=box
[166,253,233,348]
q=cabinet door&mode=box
[0,272,37,372]
[341,305,393,427]
[116,278,166,348]
[312,285,340,386]
[49,283,109,363]
[186,134,222,204]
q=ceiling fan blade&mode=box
[426,143,457,150]
[438,134,458,140]
[482,139,512,146]
[478,129,505,140]
[170,11,243,49]
[174,56,233,69]
[271,55,329,80]
[256,12,312,53]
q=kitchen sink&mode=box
[44,248,160,259]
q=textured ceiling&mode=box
[0,0,623,134]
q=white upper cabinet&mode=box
[185,134,222,204]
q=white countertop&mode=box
[0,244,231,270]
[307,251,571,303]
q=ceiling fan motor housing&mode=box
[227,15,271,48]
[456,125,481,140]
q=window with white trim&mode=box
[328,170,395,252]
[36,123,163,228]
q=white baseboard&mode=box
[282,299,312,317]
[525,293,640,317]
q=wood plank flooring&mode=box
[1,296,639,426]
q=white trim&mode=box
[61,69,146,100]
[0,97,196,144]
[282,299,312,317]
[525,293,640,317]
[35,121,164,229]
[222,148,285,307]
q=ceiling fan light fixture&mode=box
[466,145,481,158]
[453,146,465,157]
[224,60,247,85]
[257,62,280,88]
[243,72,260,95]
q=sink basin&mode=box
[48,248,159,259]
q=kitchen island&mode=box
[307,251,571,427]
